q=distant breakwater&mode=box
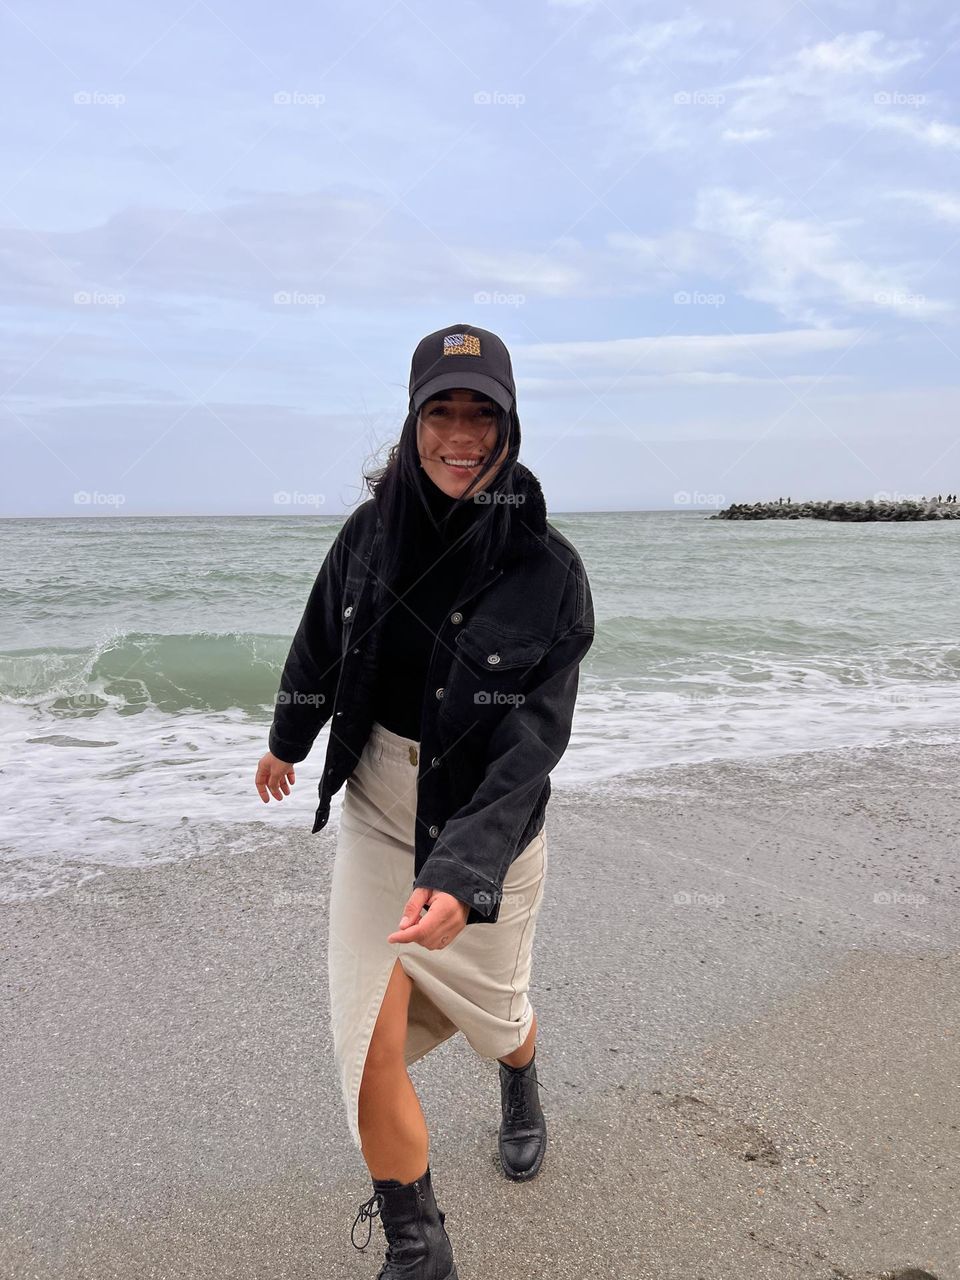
[712,497,960,522]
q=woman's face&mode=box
[417,388,510,498]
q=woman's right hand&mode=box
[256,752,296,803]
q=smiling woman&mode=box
[366,327,525,598]
[256,323,595,1279]
[417,388,511,495]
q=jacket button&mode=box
[486,653,501,665]
[428,825,439,838]
[450,611,463,624]
[343,605,353,618]
[435,686,444,699]
[352,647,360,654]
[431,756,441,768]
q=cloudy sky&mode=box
[3,0,960,515]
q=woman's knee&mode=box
[362,958,412,1076]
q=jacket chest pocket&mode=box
[438,622,549,728]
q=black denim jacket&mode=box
[268,462,595,925]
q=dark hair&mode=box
[363,397,522,606]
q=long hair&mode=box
[363,401,522,609]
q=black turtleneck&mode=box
[370,472,485,741]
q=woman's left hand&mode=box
[387,888,470,949]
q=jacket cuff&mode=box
[413,855,502,925]
[268,727,313,765]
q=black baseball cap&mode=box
[409,324,516,414]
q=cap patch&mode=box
[443,332,481,357]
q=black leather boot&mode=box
[497,1047,548,1180]
[350,1163,459,1279]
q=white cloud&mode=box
[891,189,960,223]
[604,227,726,280]
[694,188,953,322]
[875,113,960,148]
[716,28,946,144]
[590,22,954,165]
[518,327,870,374]
[522,370,853,394]
[595,13,742,70]
[0,193,595,311]
[512,327,870,399]
[794,29,923,75]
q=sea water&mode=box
[3,511,959,897]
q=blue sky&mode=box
[3,0,960,515]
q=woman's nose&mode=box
[447,412,486,434]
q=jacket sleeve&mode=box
[267,521,350,765]
[413,560,595,924]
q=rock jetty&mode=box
[711,496,960,521]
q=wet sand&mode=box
[2,738,958,1278]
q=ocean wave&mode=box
[0,631,291,715]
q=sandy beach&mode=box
[2,738,958,1279]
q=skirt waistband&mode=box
[369,720,421,767]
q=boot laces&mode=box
[350,1190,383,1250]
[504,1071,548,1123]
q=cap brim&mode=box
[411,371,513,414]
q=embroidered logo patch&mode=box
[443,332,481,357]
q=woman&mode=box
[256,324,594,1278]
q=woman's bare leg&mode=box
[358,957,429,1182]
[498,1009,537,1069]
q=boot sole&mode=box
[498,1127,547,1181]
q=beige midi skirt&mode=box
[328,720,548,1151]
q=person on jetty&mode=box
[255,324,595,1278]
